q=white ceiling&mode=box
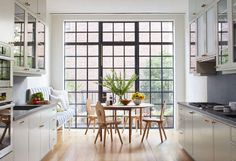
[47,0,188,14]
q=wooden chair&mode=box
[123,113,142,133]
[84,99,97,135]
[141,101,167,143]
[94,102,123,147]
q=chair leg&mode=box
[141,122,148,143]
[135,118,138,132]
[110,124,113,142]
[84,118,92,135]
[123,117,128,133]
[115,124,123,144]
[157,122,163,143]
[161,123,167,140]
[103,127,107,147]
[146,122,151,139]
[93,119,96,133]
[94,127,101,144]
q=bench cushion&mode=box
[57,108,74,127]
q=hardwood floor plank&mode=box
[43,129,193,161]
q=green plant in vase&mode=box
[100,70,138,105]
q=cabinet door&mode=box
[40,121,50,158]
[16,0,37,14]
[1,152,13,161]
[184,110,193,156]
[27,13,37,69]
[13,118,28,161]
[206,5,217,55]
[190,21,197,72]
[213,121,230,161]
[0,0,14,42]
[232,0,236,62]
[217,0,229,65]
[197,13,207,56]
[28,113,41,161]
[14,4,25,67]
[37,21,45,70]
[50,116,57,148]
[193,113,213,161]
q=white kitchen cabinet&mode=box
[231,127,236,160]
[50,116,57,148]
[197,13,207,57]
[28,112,41,161]
[184,109,193,156]
[213,120,231,161]
[0,0,14,42]
[177,106,185,147]
[40,121,50,158]
[206,5,217,56]
[13,117,29,161]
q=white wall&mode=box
[47,0,187,14]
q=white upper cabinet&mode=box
[197,13,207,57]
[16,0,37,14]
[207,5,217,56]
[37,0,47,22]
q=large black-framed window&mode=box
[64,21,174,128]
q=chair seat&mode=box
[88,114,97,118]
[142,117,164,122]
[98,120,121,126]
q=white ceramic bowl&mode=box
[229,102,236,111]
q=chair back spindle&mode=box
[86,99,93,116]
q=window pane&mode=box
[77,81,87,92]
[65,81,75,91]
[163,57,173,67]
[114,57,124,67]
[139,57,150,67]
[163,69,173,79]
[77,45,87,56]
[163,45,173,56]
[65,45,75,56]
[88,45,98,56]
[88,69,98,79]
[77,33,87,42]
[151,22,161,31]
[151,81,162,91]
[162,22,173,31]
[77,69,87,79]
[151,69,161,79]
[139,69,150,80]
[125,57,134,67]
[139,33,149,42]
[88,57,98,68]
[103,33,113,41]
[151,57,161,68]
[114,46,124,56]
[125,46,135,56]
[77,22,87,31]
[139,45,150,56]
[103,23,113,32]
[88,33,98,42]
[103,46,112,56]
[65,69,75,79]
[163,81,174,91]
[139,22,149,31]
[77,57,87,67]
[65,22,75,32]
[151,33,161,42]
[151,93,162,104]
[103,57,113,68]
[88,22,98,31]
[114,23,124,32]
[65,57,75,68]
[125,23,135,31]
[140,81,150,92]
[151,45,161,56]
[65,33,75,42]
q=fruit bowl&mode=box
[120,99,131,105]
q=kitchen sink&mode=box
[13,105,40,110]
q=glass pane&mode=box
[77,81,87,92]
[77,69,87,79]
[125,69,135,79]
[114,33,124,42]
[151,22,161,31]
[139,22,149,31]
[151,45,161,56]
[114,46,124,56]
[151,57,161,68]
[65,81,76,91]
[162,22,173,31]
[65,46,75,56]
[103,57,113,68]
[139,69,150,80]
[88,45,98,56]
[163,69,173,79]
[103,23,113,32]
[125,23,135,31]
[125,57,134,68]
[151,81,162,91]
[65,33,75,42]
[139,33,149,42]
[88,81,98,91]
[163,93,174,104]
[37,22,45,69]
[140,81,150,92]
[125,33,135,41]
[88,69,98,79]
[65,57,75,68]
[151,69,161,79]
[114,57,124,67]
[27,13,36,68]
[77,45,87,56]
[139,57,150,67]
[88,33,98,42]
[151,93,162,104]
[103,33,113,41]
[65,22,75,32]
[163,57,173,67]
[65,69,75,80]
[139,45,150,56]
[163,45,173,56]
[151,33,161,42]
[88,57,98,68]
[125,46,135,56]
[103,46,112,56]
[162,33,173,42]
[114,23,124,32]
[77,22,87,31]
[77,33,87,42]
[88,22,98,31]
[163,81,174,91]
[77,57,87,68]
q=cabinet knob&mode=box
[204,119,210,123]
[25,2,30,6]
[19,121,25,124]
[39,125,44,128]
[201,4,206,7]
[189,111,194,114]
[212,121,216,124]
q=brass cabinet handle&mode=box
[19,121,25,124]
[39,125,44,128]
[212,121,216,124]
[25,2,30,6]
[201,4,206,7]
[204,119,210,123]
[189,111,194,114]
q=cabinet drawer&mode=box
[40,107,57,123]
[231,127,236,143]
[231,143,236,160]
[28,112,40,128]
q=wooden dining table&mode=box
[91,103,154,143]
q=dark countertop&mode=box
[178,102,236,127]
[13,102,58,121]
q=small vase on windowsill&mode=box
[133,99,141,105]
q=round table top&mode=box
[91,102,154,110]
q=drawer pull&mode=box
[19,121,25,124]
[204,119,210,123]
[39,125,44,128]
[25,2,30,6]
[212,121,216,124]
[189,111,194,114]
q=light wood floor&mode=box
[43,129,193,161]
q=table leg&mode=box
[129,109,132,143]
[140,108,143,135]
[115,110,117,133]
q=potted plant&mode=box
[100,70,138,105]
[131,92,145,105]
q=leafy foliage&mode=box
[100,70,138,99]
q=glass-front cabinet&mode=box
[190,21,197,72]
[14,4,25,68]
[217,0,229,66]
[27,13,36,69]
[13,3,46,75]
[37,21,45,69]
[233,0,236,63]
